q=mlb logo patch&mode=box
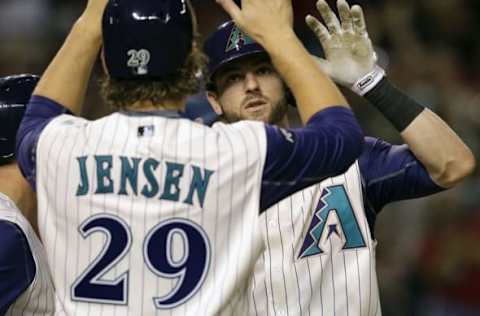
[138,125,155,137]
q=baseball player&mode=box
[0,74,55,315]
[203,0,476,315]
[15,0,366,315]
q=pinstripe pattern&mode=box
[0,193,55,316]
[35,113,267,315]
[249,162,381,316]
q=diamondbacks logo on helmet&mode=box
[225,26,255,53]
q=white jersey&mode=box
[0,193,56,315]
[249,162,381,316]
[35,113,267,315]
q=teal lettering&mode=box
[184,166,214,208]
[160,162,184,202]
[118,156,141,195]
[95,155,114,194]
[141,158,160,198]
[76,156,89,196]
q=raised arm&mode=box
[216,0,365,211]
[216,0,349,123]
[15,0,108,187]
[308,0,475,189]
[367,83,475,188]
[32,0,108,114]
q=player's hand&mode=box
[78,0,109,35]
[306,0,380,88]
[216,0,294,47]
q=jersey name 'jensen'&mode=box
[76,155,214,208]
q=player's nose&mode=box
[244,72,261,93]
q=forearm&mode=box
[261,29,348,124]
[33,18,102,114]
[401,110,475,187]
[365,78,475,188]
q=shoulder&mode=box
[362,136,385,151]
[50,113,88,127]
[212,120,265,133]
[211,120,267,144]
[360,136,397,160]
[0,218,36,310]
[360,136,411,163]
[0,219,34,272]
[211,121,268,161]
[41,113,90,135]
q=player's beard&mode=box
[222,96,289,125]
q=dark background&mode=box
[1,1,479,315]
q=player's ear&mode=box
[206,91,224,116]
[100,49,109,75]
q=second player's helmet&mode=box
[0,74,39,165]
[204,20,267,81]
[204,21,296,106]
[102,0,194,80]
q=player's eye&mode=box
[225,73,243,85]
[256,65,274,76]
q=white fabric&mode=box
[249,162,382,316]
[35,113,267,315]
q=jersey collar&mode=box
[119,110,189,119]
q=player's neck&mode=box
[277,115,290,129]
[126,98,187,112]
[0,163,36,214]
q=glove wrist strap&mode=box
[351,65,385,96]
[364,77,426,132]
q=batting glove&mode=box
[306,0,385,95]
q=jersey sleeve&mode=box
[261,106,364,211]
[359,137,446,213]
[15,95,71,189]
[0,221,36,314]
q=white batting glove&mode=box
[306,0,385,95]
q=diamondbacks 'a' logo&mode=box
[298,185,366,259]
[225,26,255,53]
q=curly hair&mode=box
[100,44,207,110]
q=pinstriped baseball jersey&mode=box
[34,112,267,315]
[249,162,381,316]
[0,193,56,316]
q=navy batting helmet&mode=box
[204,21,266,81]
[204,21,295,106]
[102,0,194,80]
[0,74,39,166]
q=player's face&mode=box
[208,55,288,124]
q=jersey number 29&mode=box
[71,214,210,309]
